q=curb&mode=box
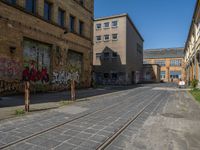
[0,86,139,122]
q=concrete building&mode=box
[141,64,160,83]
[0,0,94,95]
[144,48,186,82]
[93,14,144,85]
[184,0,200,85]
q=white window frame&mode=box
[96,35,102,42]
[104,34,110,41]
[112,34,118,41]
[104,22,110,29]
[112,20,118,28]
[96,23,102,30]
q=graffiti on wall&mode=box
[52,71,79,84]
[67,50,83,74]
[0,80,20,94]
[22,39,51,83]
[0,57,21,79]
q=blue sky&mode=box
[94,0,196,49]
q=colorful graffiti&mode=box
[23,39,51,74]
[0,57,21,79]
[22,63,49,83]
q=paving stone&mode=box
[79,140,100,149]
[54,142,76,150]
[1,135,20,144]
[67,137,86,146]
[89,134,107,143]
[63,130,80,136]
[75,132,92,139]
[8,142,34,150]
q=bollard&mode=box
[71,80,76,101]
[24,81,30,112]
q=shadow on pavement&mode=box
[0,85,142,108]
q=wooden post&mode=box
[71,80,76,101]
[24,81,30,112]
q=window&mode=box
[26,0,36,14]
[143,61,149,64]
[79,0,84,6]
[44,1,51,21]
[170,59,182,66]
[58,9,65,27]
[170,71,181,79]
[155,60,166,66]
[160,71,166,79]
[96,23,101,30]
[96,36,101,42]
[104,22,110,28]
[112,73,118,79]
[112,21,118,28]
[104,73,109,79]
[6,0,16,4]
[70,15,75,32]
[104,34,110,41]
[112,34,118,41]
[112,52,117,58]
[79,21,84,35]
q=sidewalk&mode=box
[0,85,138,121]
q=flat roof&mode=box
[144,47,184,59]
[94,13,144,41]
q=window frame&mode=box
[104,34,110,41]
[96,23,102,30]
[112,34,118,41]
[104,22,110,29]
[58,8,65,27]
[70,15,76,33]
[25,0,36,14]
[44,0,52,21]
[96,36,102,42]
[79,20,84,36]
[6,0,16,5]
[112,20,118,28]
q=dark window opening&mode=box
[70,15,75,32]
[44,1,52,21]
[6,0,16,5]
[58,8,65,27]
[79,21,84,35]
[79,0,84,6]
[112,73,118,79]
[104,73,109,79]
[26,0,36,14]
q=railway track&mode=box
[0,84,172,150]
[97,85,170,150]
[0,87,153,149]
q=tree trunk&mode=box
[24,81,30,112]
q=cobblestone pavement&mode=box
[0,83,198,150]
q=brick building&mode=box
[144,48,186,82]
[93,14,144,85]
[0,0,94,95]
[184,0,200,85]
